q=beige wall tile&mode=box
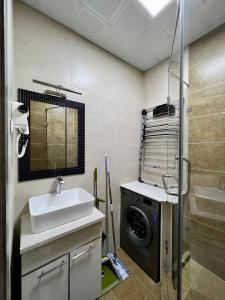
[189,23,225,69]
[190,248,225,296]
[190,219,225,280]
[189,24,225,283]
[30,111,46,129]
[47,118,65,132]
[47,144,65,158]
[30,143,47,160]
[190,169,225,191]
[189,81,225,117]
[47,130,65,145]
[189,143,225,172]
[189,60,225,93]
[189,113,225,143]
[31,159,48,171]
[189,193,225,232]
[30,101,52,113]
[48,158,65,169]
[67,125,77,140]
[30,128,46,144]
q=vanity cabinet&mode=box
[70,238,101,300]
[21,210,104,300]
[22,254,69,300]
[22,239,102,300]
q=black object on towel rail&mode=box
[153,104,175,117]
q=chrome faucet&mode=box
[56,176,64,194]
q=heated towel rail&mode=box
[138,103,179,190]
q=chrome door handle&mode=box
[72,245,95,261]
[38,260,65,280]
[182,157,190,196]
[162,174,178,196]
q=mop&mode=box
[104,155,130,282]
[93,168,120,295]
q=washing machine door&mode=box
[125,206,152,247]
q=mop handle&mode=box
[105,155,117,258]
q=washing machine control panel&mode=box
[143,197,152,206]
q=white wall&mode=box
[13,0,144,249]
[144,50,189,108]
[143,49,189,187]
[144,59,169,108]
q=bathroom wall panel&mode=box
[190,169,225,192]
[188,22,225,281]
[189,24,225,69]
[189,60,225,93]
[188,143,225,172]
[13,0,143,250]
[188,83,225,117]
[190,219,225,281]
[189,113,225,143]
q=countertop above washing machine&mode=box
[120,181,178,205]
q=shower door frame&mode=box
[0,0,7,299]
[177,0,185,299]
[166,0,185,298]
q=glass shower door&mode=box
[180,0,225,299]
[167,0,190,299]
[159,1,183,299]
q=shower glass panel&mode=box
[180,1,225,299]
[166,4,181,300]
[156,2,182,299]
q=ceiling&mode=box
[21,0,225,71]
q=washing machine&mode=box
[120,187,161,283]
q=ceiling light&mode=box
[137,0,173,17]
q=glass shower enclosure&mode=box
[168,0,225,299]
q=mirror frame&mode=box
[18,88,85,181]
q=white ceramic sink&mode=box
[29,188,94,233]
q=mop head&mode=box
[102,257,120,295]
[107,252,130,282]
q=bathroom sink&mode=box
[29,188,95,233]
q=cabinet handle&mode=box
[38,260,65,280]
[72,245,95,261]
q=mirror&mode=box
[30,102,78,170]
[18,89,85,181]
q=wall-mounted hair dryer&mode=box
[11,101,29,158]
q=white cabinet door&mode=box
[22,254,69,300]
[70,238,102,300]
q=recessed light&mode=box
[136,0,173,17]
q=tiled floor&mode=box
[100,248,175,300]
[184,259,225,300]
[100,248,225,300]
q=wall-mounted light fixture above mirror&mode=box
[18,89,85,181]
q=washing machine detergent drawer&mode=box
[120,188,161,283]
